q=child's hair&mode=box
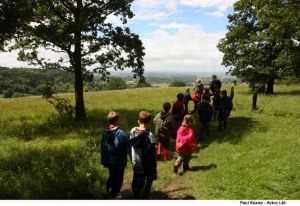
[221,90,227,97]
[212,74,217,79]
[177,93,184,101]
[204,87,210,93]
[107,111,120,124]
[195,78,202,84]
[182,114,194,127]
[138,110,152,124]
[203,94,211,103]
[163,102,171,113]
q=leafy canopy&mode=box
[218,0,300,84]
[14,0,145,80]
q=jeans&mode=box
[132,173,154,199]
[106,166,125,198]
[175,153,192,170]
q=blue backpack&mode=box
[101,129,120,168]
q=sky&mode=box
[0,0,236,73]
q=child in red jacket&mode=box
[173,114,197,173]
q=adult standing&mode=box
[183,88,192,115]
[210,74,222,94]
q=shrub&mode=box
[12,92,26,98]
[3,89,14,98]
[136,81,152,88]
[46,96,75,120]
[107,77,127,90]
[169,80,186,87]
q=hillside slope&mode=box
[0,84,299,199]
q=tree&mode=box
[169,80,186,87]
[0,0,35,50]
[14,0,145,120]
[218,0,300,94]
[107,77,127,90]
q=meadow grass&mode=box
[0,84,299,199]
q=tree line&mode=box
[0,67,150,98]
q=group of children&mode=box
[100,75,234,199]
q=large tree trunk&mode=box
[74,30,86,120]
[266,77,275,95]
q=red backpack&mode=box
[192,91,202,103]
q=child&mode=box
[183,88,192,115]
[153,102,177,161]
[101,111,128,199]
[212,90,222,121]
[174,114,197,173]
[194,78,204,93]
[192,79,204,113]
[172,93,186,125]
[197,94,213,139]
[219,90,233,130]
[129,110,157,199]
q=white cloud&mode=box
[142,23,226,72]
[0,48,68,68]
[132,0,177,22]
[131,0,236,21]
[180,0,236,17]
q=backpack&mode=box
[101,129,119,168]
[157,116,170,147]
[129,131,157,179]
[192,92,202,103]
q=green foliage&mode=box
[0,67,74,96]
[107,77,127,90]
[0,139,106,199]
[169,80,186,87]
[218,0,300,93]
[136,81,152,88]
[3,89,14,98]
[0,0,34,50]
[45,96,75,120]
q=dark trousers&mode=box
[218,111,229,130]
[106,166,125,197]
[200,122,211,138]
[132,173,153,199]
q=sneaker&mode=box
[173,165,179,174]
[115,193,122,200]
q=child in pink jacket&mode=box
[174,114,197,173]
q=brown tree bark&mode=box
[266,78,275,94]
[73,21,85,119]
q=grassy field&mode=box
[0,84,299,199]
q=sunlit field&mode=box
[0,84,299,199]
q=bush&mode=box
[3,89,14,98]
[136,81,152,88]
[46,96,75,119]
[169,80,186,87]
[107,77,127,90]
[12,92,26,98]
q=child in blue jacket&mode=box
[219,90,233,130]
[197,94,213,139]
[129,110,157,199]
[101,111,128,199]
